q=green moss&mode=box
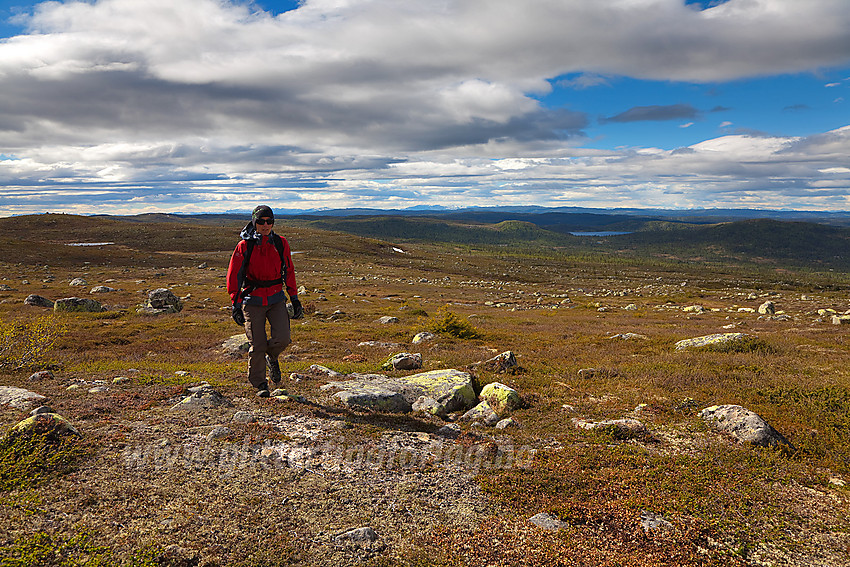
[0,530,111,567]
[0,427,88,491]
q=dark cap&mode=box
[251,205,274,224]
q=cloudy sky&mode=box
[0,0,848,216]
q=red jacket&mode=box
[227,228,297,306]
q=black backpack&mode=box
[234,234,287,304]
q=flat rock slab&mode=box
[0,386,47,409]
[674,333,751,350]
[700,404,789,447]
[321,369,476,414]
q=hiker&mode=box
[227,205,303,396]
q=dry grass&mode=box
[0,214,848,566]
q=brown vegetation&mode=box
[0,214,848,566]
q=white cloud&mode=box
[0,0,848,214]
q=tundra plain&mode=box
[0,213,848,567]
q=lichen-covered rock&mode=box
[377,316,399,324]
[412,332,436,344]
[221,334,250,355]
[699,404,789,447]
[322,369,477,414]
[11,413,81,438]
[0,386,47,409]
[138,288,182,315]
[459,400,499,425]
[69,278,87,286]
[170,385,233,411]
[758,301,776,315]
[479,382,522,414]
[54,297,105,313]
[572,417,649,439]
[24,294,53,308]
[674,333,751,351]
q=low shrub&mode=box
[0,316,66,370]
[424,306,481,340]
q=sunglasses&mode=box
[255,218,274,225]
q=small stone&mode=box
[207,426,232,441]
[529,512,568,530]
[175,371,190,377]
[436,423,461,438]
[640,510,673,534]
[758,301,776,315]
[335,527,378,544]
[382,352,422,371]
[306,364,344,379]
[30,406,54,416]
[88,386,108,394]
[69,278,88,286]
[28,370,54,381]
[377,316,399,324]
[90,286,116,294]
[222,334,250,355]
[66,384,80,391]
[479,351,518,373]
[459,401,499,426]
[495,417,518,429]
[232,411,256,423]
[412,332,436,344]
[112,376,130,385]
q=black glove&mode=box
[290,297,304,319]
[232,303,245,326]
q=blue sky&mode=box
[0,0,848,215]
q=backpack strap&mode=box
[272,234,288,284]
[234,239,256,304]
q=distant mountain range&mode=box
[207,205,850,227]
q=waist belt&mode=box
[245,277,283,288]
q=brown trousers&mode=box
[242,301,291,389]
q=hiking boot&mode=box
[256,388,270,398]
[266,354,282,384]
